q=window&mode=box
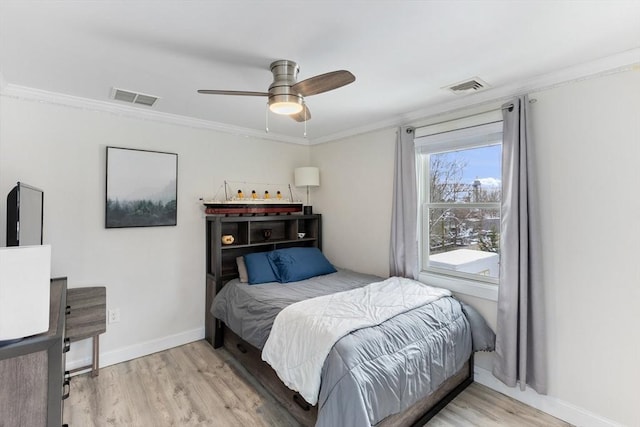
[415,114,502,299]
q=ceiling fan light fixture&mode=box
[198,59,355,122]
[269,94,304,115]
[270,102,303,115]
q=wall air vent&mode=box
[444,77,490,95]
[111,88,159,107]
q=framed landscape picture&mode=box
[106,147,178,228]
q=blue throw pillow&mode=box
[268,247,337,283]
[243,252,279,284]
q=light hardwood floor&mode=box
[64,341,572,426]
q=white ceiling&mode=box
[1,1,639,143]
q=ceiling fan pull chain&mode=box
[265,103,269,133]
[304,103,307,138]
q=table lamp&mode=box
[294,167,320,215]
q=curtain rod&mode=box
[412,98,536,132]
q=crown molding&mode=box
[0,84,309,145]
[2,48,638,146]
[310,48,640,145]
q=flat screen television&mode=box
[6,182,44,246]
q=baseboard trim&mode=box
[474,367,624,427]
[66,327,204,373]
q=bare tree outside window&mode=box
[428,147,501,258]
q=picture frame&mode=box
[105,146,178,228]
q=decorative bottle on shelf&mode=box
[276,190,282,199]
[264,190,270,199]
[237,189,244,199]
[251,190,257,199]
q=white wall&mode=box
[0,96,309,367]
[311,69,640,427]
[311,128,396,278]
[528,69,640,426]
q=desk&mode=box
[65,287,106,377]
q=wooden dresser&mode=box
[0,278,68,427]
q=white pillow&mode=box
[236,256,248,283]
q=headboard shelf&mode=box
[220,238,317,250]
[204,214,322,347]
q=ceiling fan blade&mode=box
[290,104,311,122]
[292,70,355,97]
[197,90,269,96]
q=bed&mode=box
[210,247,493,427]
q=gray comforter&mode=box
[211,270,491,427]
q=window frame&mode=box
[415,112,503,301]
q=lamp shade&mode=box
[0,245,51,341]
[294,167,320,187]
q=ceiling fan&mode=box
[198,60,355,122]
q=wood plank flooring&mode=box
[64,340,572,426]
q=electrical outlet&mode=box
[108,308,120,323]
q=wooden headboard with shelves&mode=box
[204,214,321,347]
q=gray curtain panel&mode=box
[389,126,418,279]
[493,95,547,394]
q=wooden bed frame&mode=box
[204,214,473,425]
[213,323,473,426]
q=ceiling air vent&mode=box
[444,77,490,95]
[111,88,159,107]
